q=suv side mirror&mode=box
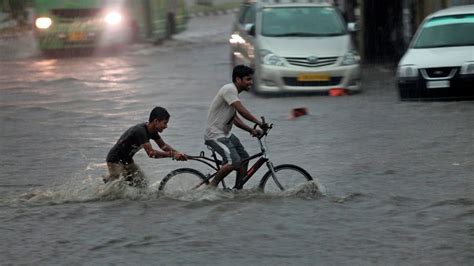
[347,22,358,32]
[244,23,255,36]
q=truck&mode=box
[33,0,188,52]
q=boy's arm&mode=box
[234,115,262,137]
[154,139,187,161]
[143,142,171,158]
[231,101,262,127]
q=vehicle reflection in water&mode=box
[31,59,59,80]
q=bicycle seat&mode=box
[205,145,223,166]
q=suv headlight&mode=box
[260,49,285,66]
[397,65,419,78]
[341,51,359,65]
[460,62,474,75]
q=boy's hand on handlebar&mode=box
[260,122,270,131]
[253,118,271,137]
[250,128,263,137]
[172,151,188,161]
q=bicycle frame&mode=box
[188,136,271,190]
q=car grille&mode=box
[283,77,342,87]
[52,9,101,22]
[422,67,458,79]
[285,56,338,67]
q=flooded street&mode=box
[1,13,473,265]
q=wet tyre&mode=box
[259,164,313,193]
[158,168,208,193]
[166,13,176,39]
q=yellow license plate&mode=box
[68,32,86,41]
[297,73,330,82]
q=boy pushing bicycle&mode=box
[105,106,187,187]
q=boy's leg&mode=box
[209,164,234,187]
[229,134,250,189]
[105,162,123,183]
[235,161,249,190]
[205,138,237,188]
[124,163,147,188]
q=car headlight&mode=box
[460,62,474,75]
[35,17,52,29]
[229,34,245,45]
[260,49,285,66]
[341,51,358,65]
[397,65,419,78]
[104,11,122,25]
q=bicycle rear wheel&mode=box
[259,164,313,193]
[158,168,208,193]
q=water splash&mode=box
[2,177,327,207]
[6,178,156,207]
[157,180,325,202]
[279,181,325,199]
[329,192,366,203]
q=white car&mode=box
[397,5,474,100]
[229,0,360,95]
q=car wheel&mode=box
[166,13,176,39]
[251,71,262,95]
[230,53,236,69]
[399,87,418,100]
[130,20,140,43]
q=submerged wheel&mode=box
[158,168,208,193]
[259,164,313,193]
[166,12,176,38]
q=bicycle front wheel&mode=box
[259,164,313,193]
[158,168,208,193]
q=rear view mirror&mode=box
[347,22,358,32]
[244,23,255,36]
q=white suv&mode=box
[397,5,474,100]
[229,0,361,95]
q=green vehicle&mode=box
[33,0,188,51]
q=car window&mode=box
[261,6,346,37]
[238,4,256,25]
[413,14,474,48]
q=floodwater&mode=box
[1,14,473,265]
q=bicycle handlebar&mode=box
[185,151,209,160]
[253,116,273,139]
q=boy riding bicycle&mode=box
[204,65,267,189]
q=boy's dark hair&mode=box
[149,106,170,122]
[232,65,254,82]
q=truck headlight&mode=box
[35,17,52,29]
[397,65,419,78]
[460,62,474,75]
[104,12,122,25]
[260,49,285,66]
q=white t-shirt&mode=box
[204,83,240,140]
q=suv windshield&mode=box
[413,15,474,48]
[261,6,346,37]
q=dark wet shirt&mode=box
[106,122,161,164]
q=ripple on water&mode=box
[1,178,327,208]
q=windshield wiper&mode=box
[267,32,344,37]
[415,43,474,48]
[269,32,325,37]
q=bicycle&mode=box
[158,118,313,193]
